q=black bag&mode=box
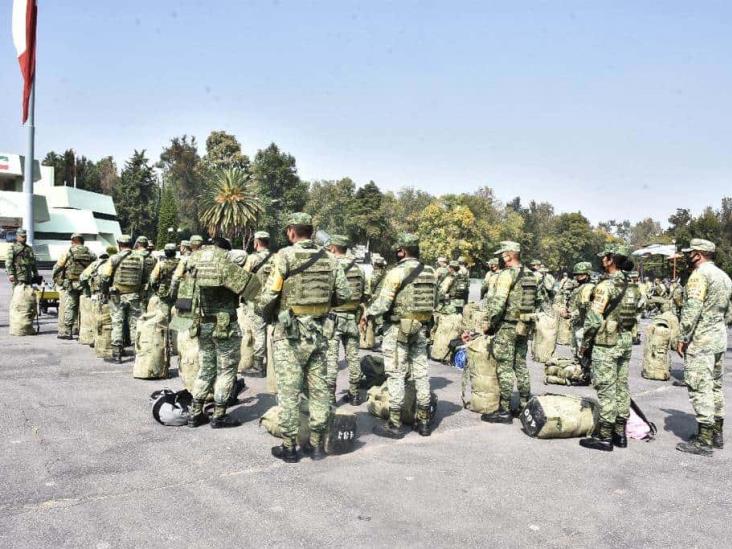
[151,389,193,426]
[359,355,387,389]
[325,411,358,455]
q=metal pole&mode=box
[23,82,36,245]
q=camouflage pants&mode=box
[684,351,725,426]
[325,312,361,399]
[59,288,81,336]
[192,319,241,406]
[570,324,584,361]
[246,305,267,362]
[109,293,142,348]
[273,321,330,448]
[590,335,632,424]
[382,323,430,424]
[491,323,530,410]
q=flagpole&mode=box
[23,81,35,245]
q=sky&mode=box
[1,0,731,225]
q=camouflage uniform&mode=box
[5,235,38,287]
[482,243,538,418]
[186,244,256,426]
[257,216,350,454]
[438,263,462,314]
[365,234,436,435]
[53,239,96,337]
[243,235,275,375]
[149,244,180,316]
[580,244,640,449]
[480,258,499,301]
[567,262,595,359]
[676,239,732,454]
[434,258,449,288]
[134,237,157,310]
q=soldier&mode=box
[561,262,595,366]
[365,254,387,302]
[53,234,96,340]
[258,213,350,463]
[434,257,449,287]
[480,241,538,424]
[629,270,644,345]
[362,233,437,439]
[100,235,146,362]
[578,244,640,452]
[5,228,38,287]
[480,258,500,300]
[186,237,257,430]
[456,256,471,305]
[190,234,204,252]
[668,272,685,319]
[528,259,554,314]
[179,240,191,256]
[133,236,157,310]
[79,248,113,299]
[149,243,180,316]
[242,230,274,378]
[438,261,462,314]
[325,234,366,405]
[675,239,732,456]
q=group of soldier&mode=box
[5,215,731,461]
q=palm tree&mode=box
[199,168,262,240]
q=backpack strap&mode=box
[286,248,326,278]
[342,259,357,273]
[251,251,274,274]
[602,274,628,320]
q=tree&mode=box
[305,178,357,238]
[199,168,262,243]
[155,186,179,248]
[251,143,308,249]
[629,217,664,248]
[159,135,204,234]
[416,202,482,264]
[97,156,119,195]
[42,151,65,186]
[204,130,250,171]
[114,150,159,239]
[349,181,390,252]
[538,212,598,271]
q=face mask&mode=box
[498,256,506,269]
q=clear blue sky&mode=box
[1,1,730,224]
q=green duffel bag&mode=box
[133,310,169,379]
[531,312,558,363]
[461,335,500,414]
[544,357,588,386]
[641,315,675,381]
[366,381,437,426]
[520,393,598,439]
[430,313,463,362]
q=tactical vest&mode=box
[112,251,144,293]
[10,244,35,284]
[392,263,436,321]
[502,267,538,321]
[156,258,180,298]
[66,246,94,280]
[281,248,335,314]
[252,250,274,285]
[454,272,470,301]
[618,282,640,330]
[189,247,238,316]
[572,282,595,325]
[90,259,109,293]
[333,259,365,312]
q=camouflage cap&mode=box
[529,259,542,267]
[286,212,312,226]
[254,231,270,240]
[458,255,467,264]
[682,238,716,253]
[70,232,83,240]
[396,232,419,248]
[135,236,149,246]
[180,240,191,247]
[487,258,499,267]
[190,235,204,244]
[16,228,27,236]
[164,243,177,252]
[494,241,520,255]
[437,256,448,263]
[106,246,118,255]
[629,270,640,278]
[597,243,630,257]
[329,234,350,247]
[117,234,132,244]
[573,261,592,275]
[449,260,460,268]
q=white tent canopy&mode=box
[632,244,677,257]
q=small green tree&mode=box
[156,186,179,247]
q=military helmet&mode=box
[151,389,192,427]
[70,232,83,241]
[190,235,204,244]
[437,256,448,264]
[396,232,419,249]
[530,259,542,267]
[494,241,520,255]
[254,230,270,240]
[106,246,118,255]
[329,234,350,247]
[16,228,27,237]
[135,235,149,246]
[117,234,132,245]
[457,255,467,264]
[682,238,715,254]
[180,240,191,248]
[487,258,499,267]
[448,260,459,268]
[286,212,312,227]
[164,243,177,252]
[573,261,592,275]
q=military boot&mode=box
[416,405,432,437]
[302,433,327,461]
[712,417,724,449]
[373,410,407,439]
[57,333,72,340]
[249,357,266,378]
[104,345,123,364]
[677,424,713,456]
[210,405,242,429]
[187,399,207,428]
[481,399,513,424]
[514,393,531,418]
[612,417,628,448]
[579,421,614,451]
[272,441,299,463]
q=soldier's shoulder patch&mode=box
[685,271,707,301]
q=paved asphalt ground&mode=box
[1,276,731,548]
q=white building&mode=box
[0,152,122,262]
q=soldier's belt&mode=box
[388,312,432,323]
[290,304,330,316]
[332,301,361,313]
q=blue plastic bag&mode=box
[453,347,467,370]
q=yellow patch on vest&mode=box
[270,268,284,292]
[685,271,707,301]
[591,282,610,315]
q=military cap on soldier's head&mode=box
[487,258,499,267]
[254,230,270,240]
[135,236,149,246]
[117,234,132,244]
[106,246,118,255]
[530,259,542,267]
[190,235,204,244]
[437,256,448,264]
[573,261,592,275]
[598,242,630,257]
[458,256,467,264]
[16,228,27,236]
[164,243,177,252]
[180,240,191,247]
[629,270,639,278]
[70,232,83,240]
[329,234,350,247]
[682,238,716,254]
[448,260,460,268]
[494,241,521,255]
[396,232,419,248]
[286,212,312,226]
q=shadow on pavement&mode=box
[431,375,453,390]
[660,408,695,440]
[231,392,278,424]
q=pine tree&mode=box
[156,186,178,248]
[114,150,159,239]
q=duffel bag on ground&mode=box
[461,335,499,414]
[430,313,463,362]
[9,284,37,336]
[531,312,557,363]
[78,294,95,345]
[94,303,113,359]
[237,305,256,373]
[641,312,678,381]
[544,357,588,386]
[461,303,484,333]
[520,393,598,439]
[366,381,437,426]
[133,310,169,379]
